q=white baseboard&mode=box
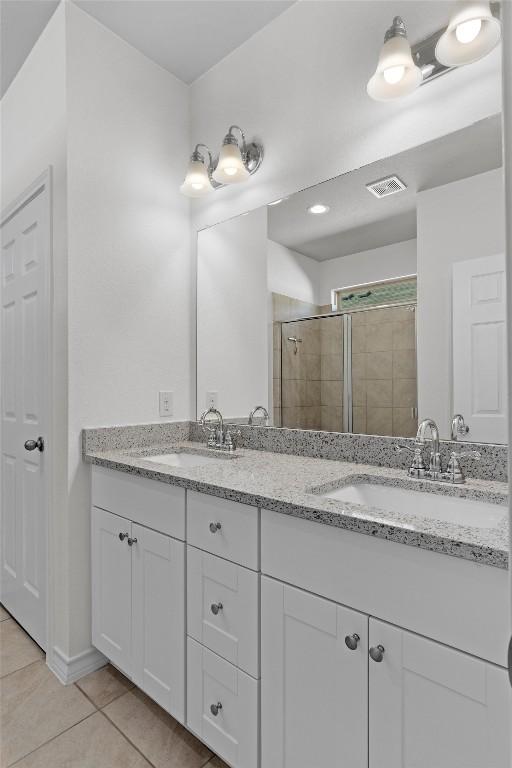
[48,644,107,685]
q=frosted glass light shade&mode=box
[212,142,250,184]
[435,1,501,66]
[367,35,422,101]
[180,159,213,198]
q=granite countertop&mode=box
[84,441,509,569]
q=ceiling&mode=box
[0,0,294,98]
[268,115,503,262]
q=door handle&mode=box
[24,437,44,452]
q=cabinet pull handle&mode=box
[210,701,222,716]
[209,522,222,534]
[127,537,138,546]
[344,633,360,651]
[369,644,385,662]
[119,532,129,541]
[210,602,223,615]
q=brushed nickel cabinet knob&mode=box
[210,701,222,716]
[210,602,223,615]
[118,532,129,541]
[369,644,385,662]
[344,633,360,651]
[127,537,137,546]
[209,522,222,533]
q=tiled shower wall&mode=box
[351,305,417,437]
[272,294,418,437]
[277,313,344,431]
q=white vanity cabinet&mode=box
[91,467,186,722]
[260,509,511,768]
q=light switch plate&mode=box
[206,391,218,409]
[159,391,173,417]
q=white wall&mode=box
[417,168,505,437]
[197,208,268,418]
[267,239,318,304]
[318,239,417,307]
[190,1,502,232]
[64,3,191,658]
[0,4,70,669]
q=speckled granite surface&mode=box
[84,432,509,569]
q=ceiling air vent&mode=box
[366,175,407,199]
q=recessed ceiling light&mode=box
[307,204,330,215]
[268,198,285,206]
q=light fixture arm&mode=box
[192,143,214,170]
[226,125,247,153]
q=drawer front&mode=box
[188,547,259,678]
[187,638,259,768]
[92,465,185,540]
[187,491,259,570]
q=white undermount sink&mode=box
[320,482,505,530]
[142,452,224,468]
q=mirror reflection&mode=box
[197,114,505,443]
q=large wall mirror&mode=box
[197,115,506,443]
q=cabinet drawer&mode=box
[187,638,259,768]
[188,547,259,678]
[187,491,259,570]
[92,465,185,540]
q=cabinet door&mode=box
[369,618,511,768]
[91,507,132,673]
[261,576,368,768]
[131,524,185,722]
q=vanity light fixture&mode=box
[180,126,263,198]
[367,4,501,101]
[367,16,422,101]
[307,204,330,215]
[435,1,501,66]
[180,144,214,198]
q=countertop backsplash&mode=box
[84,421,507,483]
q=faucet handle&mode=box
[449,450,481,461]
[395,444,426,478]
[444,450,481,484]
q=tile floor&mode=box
[0,605,228,768]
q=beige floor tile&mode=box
[12,712,152,768]
[0,605,10,622]
[206,757,230,768]
[104,688,212,768]
[0,619,43,678]
[76,664,134,709]
[0,659,95,766]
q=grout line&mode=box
[72,682,100,711]
[7,711,98,767]
[99,707,159,768]
[0,657,44,682]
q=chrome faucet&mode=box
[395,417,480,484]
[416,418,442,478]
[248,405,269,426]
[199,407,240,453]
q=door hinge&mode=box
[508,635,512,688]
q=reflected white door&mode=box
[452,254,507,443]
[1,179,49,649]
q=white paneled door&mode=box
[1,177,50,649]
[452,253,507,444]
